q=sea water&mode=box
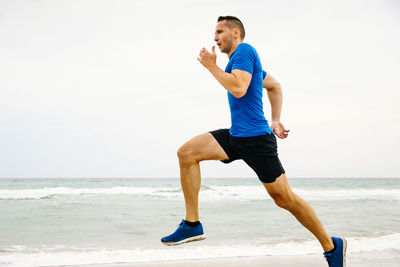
[0,178,399,266]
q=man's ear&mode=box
[233,28,240,39]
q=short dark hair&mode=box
[217,16,245,40]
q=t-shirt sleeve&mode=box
[262,70,267,79]
[231,45,255,75]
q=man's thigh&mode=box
[179,132,230,162]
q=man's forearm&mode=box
[207,65,243,98]
[267,86,283,121]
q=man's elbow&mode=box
[266,82,282,92]
[232,87,247,98]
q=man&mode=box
[161,16,347,267]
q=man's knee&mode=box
[177,144,197,166]
[270,191,296,210]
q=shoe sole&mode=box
[162,234,206,246]
[342,237,347,267]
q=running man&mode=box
[161,16,346,267]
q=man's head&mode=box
[214,16,245,54]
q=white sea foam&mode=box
[1,185,400,201]
[203,186,400,201]
[0,186,176,200]
[1,233,399,267]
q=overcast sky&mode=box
[0,0,399,178]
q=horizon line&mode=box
[0,177,399,179]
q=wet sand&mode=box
[61,250,400,267]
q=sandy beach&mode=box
[60,251,400,267]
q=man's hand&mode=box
[197,46,216,69]
[270,121,289,139]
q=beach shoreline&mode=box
[58,250,400,267]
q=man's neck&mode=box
[227,41,243,58]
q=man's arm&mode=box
[263,73,289,139]
[197,46,251,98]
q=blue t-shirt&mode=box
[225,43,273,137]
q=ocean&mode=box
[0,178,399,266]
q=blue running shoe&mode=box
[161,220,206,246]
[323,237,347,267]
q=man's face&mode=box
[214,20,234,54]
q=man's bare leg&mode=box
[177,132,229,222]
[263,174,334,252]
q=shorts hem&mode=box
[258,170,285,183]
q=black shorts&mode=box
[209,128,285,183]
